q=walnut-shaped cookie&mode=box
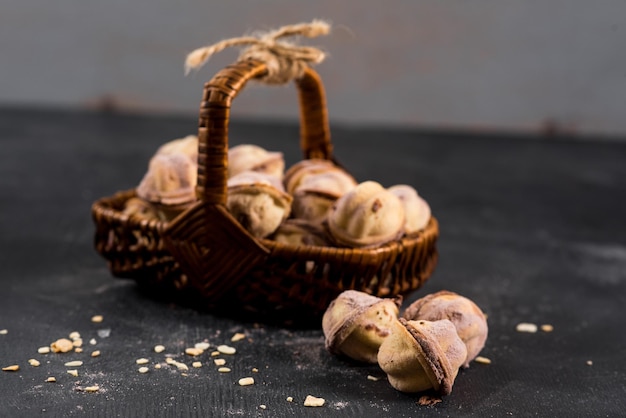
[322,290,402,363]
[136,153,198,206]
[403,291,488,368]
[291,170,357,223]
[387,184,431,234]
[228,144,285,179]
[326,181,405,248]
[226,171,292,239]
[377,318,467,395]
[284,159,354,194]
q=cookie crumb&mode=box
[238,377,254,386]
[69,332,81,340]
[304,395,325,407]
[418,395,442,406]
[185,347,203,356]
[91,315,104,323]
[516,323,538,333]
[217,345,236,355]
[172,361,188,371]
[192,362,202,368]
[51,339,74,353]
[474,356,492,365]
[286,397,293,402]
[194,342,210,350]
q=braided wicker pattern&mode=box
[92,59,439,321]
[92,190,184,291]
[243,218,439,318]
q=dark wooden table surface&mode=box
[1,107,625,417]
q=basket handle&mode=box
[196,59,333,205]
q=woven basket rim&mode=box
[92,189,439,255]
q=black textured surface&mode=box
[1,107,626,417]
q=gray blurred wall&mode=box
[1,1,625,137]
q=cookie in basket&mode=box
[287,160,357,224]
[326,181,405,248]
[228,144,285,179]
[226,171,292,238]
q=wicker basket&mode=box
[92,59,439,323]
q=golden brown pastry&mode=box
[377,318,467,395]
[403,290,488,368]
[228,144,285,179]
[326,181,405,248]
[322,290,402,363]
[226,171,292,238]
[387,184,431,234]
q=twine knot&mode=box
[185,20,330,84]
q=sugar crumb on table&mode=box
[217,345,236,355]
[515,323,538,333]
[238,377,254,386]
[303,395,325,407]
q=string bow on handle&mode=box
[185,20,330,84]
